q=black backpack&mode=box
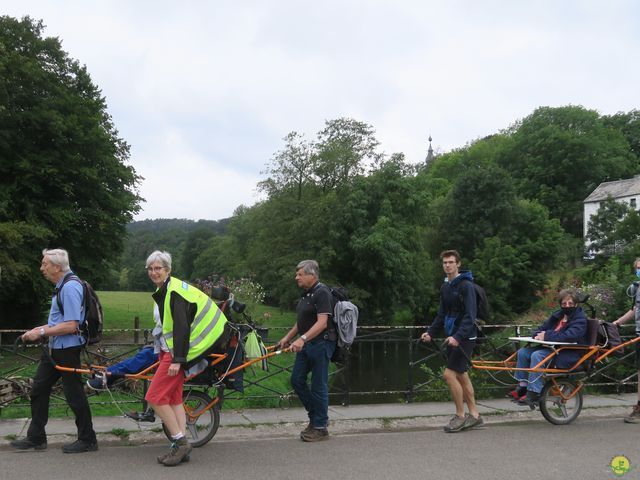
[457,279,490,322]
[447,279,490,343]
[56,273,104,345]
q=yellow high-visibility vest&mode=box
[161,277,227,362]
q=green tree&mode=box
[328,155,434,321]
[430,163,517,257]
[0,16,141,326]
[180,221,219,279]
[586,196,634,255]
[258,132,314,201]
[498,106,637,236]
[313,118,380,191]
[469,199,565,319]
[603,110,640,160]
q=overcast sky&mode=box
[4,1,640,221]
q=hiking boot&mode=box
[300,427,329,442]
[157,443,191,464]
[624,404,640,424]
[62,439,98,453]
[87,373,107,391]
[161,437,192,466]
[300,422,313,437]
[10,438,47,451]
[461,414,484,430]
[443,415,466,433]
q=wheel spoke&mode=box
[539,380,583,425]
[186,421,199,439]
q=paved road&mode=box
[1,417,637,480]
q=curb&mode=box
[0,405,630,451]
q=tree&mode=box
[258,131,314,201]
[586,197,634,255]
[430,163,517,257]
[180,221,220,279]
[498,106,637,237]
[603,110,640,160]
[313,118,380,191]
[327,155,433,321]
[0,16,141,326]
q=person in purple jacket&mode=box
[512,289,588,408]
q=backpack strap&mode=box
[456,279,476,311]
[55,273,80,315]
[440,280,465,315]
[454,279,478,329]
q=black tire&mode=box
[163,390,220,447]
[539,379,583,425]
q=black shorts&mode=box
[446,339,476,373]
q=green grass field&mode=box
[98,291,296,332]
[99,291,155,330]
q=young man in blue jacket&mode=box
[421,250,483,432]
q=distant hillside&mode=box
[127,218,231,235]
[112,217,232,291]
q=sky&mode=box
[4,1,640,221]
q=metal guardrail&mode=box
[1,324,638,414]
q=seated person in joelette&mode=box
[87,346,158,391]
[510,289,588,407]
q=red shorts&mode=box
[144,351,184,405]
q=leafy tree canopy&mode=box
[120,105,640,325]
[0,16,141,326]
[498,105,637,236]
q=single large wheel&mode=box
[163,390,220,447]
[539,379,583,425]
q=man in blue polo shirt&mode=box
[11,249,98,453]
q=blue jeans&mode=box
[290,339,336,429]
[514,347,552,393]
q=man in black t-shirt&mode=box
[276,259,336,442]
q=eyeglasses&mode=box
[147,266,165,272]
[560,302,575,307]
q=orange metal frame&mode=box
[473,336,640,377]
[54,344,286,421]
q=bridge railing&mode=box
[1,324,638,414]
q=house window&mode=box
[631,198,637,209]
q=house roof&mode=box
[584,175,640,203]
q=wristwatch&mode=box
[300,334,308,343]
[39,327,46,339]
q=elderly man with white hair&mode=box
[11,248,98,453]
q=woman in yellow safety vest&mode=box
[144,250,228,466]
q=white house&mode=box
[583,175,640,241]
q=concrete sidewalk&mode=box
[0,392,636,450]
